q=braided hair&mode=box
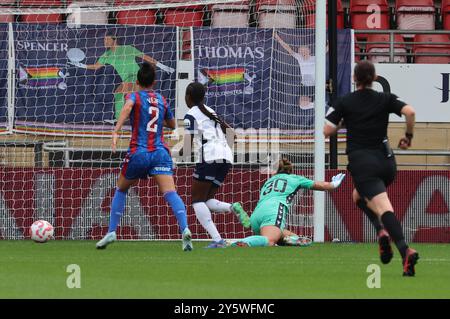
[186,82,231,135]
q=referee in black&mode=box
[324,60,418,277]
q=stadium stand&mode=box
[162,0,204,27]
[210,1,250,27]
[350,0,390,40]
[396,0,436,37]
[365,33,407,63]
[256,0,297,28]
[20,0,63,23]
[114,0,157,25]
[0,0,15,23]
[67,1,110,25]
[413,33,450,63]
[302,0,345,29]
[443,0,450,30]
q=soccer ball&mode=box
[29,220,54,243]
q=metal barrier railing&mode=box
[354,30,450,63]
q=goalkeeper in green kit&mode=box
[70,30,175,121]
[231,158,345,248]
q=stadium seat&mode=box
[114,0,157,25]
[256,0,297,28]
[354,44,362,61]
[413,34,450,63]
[210,1,250,27]
[396,0,435,36]
[181,29,192,60]
[66,1,109,25]
[365,34,407,63]
[20,0,62,23]
[162,0,204,27]
[443,0,450,30]
[0,1,15,23]
[350,0,390,40]
[302,0,344,29]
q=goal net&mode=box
[0,0,323,241]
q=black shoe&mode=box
[378,229,393,264]
[403,248,419,277]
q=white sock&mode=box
[205,199,232,213]
[192,202,222,242]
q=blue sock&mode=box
[108,188,127,233]
[164,191,188,233]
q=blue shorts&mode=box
[193,161,231,187]
[121,148,173,180]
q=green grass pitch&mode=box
[0,241,449,299]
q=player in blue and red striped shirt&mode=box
[96,62,193,251]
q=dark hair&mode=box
[354,60,376,87]
[105,28,118,39]
[277,158,293,174]
[137,62,155,88]
[186,82,230,135]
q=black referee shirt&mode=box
[326,88,407,153]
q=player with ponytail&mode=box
[181,82,250,248]
[231,158,345,248]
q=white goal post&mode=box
[0,0,327,242]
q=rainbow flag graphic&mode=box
[20,66,62,87]
[204,68,245,85]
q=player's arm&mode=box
[112,99,133,153]
[178,114,196,159]
[398,105,415,150]
[142,54,175,74]
[274,32,295,56]
[85,62,104,70]
[323,100,344,138]
[164,118,177,129]
[311,173,346,192]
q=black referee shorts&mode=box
[347,149,397,200]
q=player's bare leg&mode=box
[354,189,392,263]
[366,192,419,276]
[154,174,192,251]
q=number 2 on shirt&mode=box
[146,106,159,132]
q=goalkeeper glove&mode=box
[330,173,345,189]
[156,62,175,74]
[68,61,87,69]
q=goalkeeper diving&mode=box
[231,158,345,248]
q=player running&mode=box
[231,158,345,247]
[96,62,192,251]
[180,82,250,248]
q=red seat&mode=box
[20,0,62,23]
[366,34,407,63]
[162,0,204,27]
[396,0,435,36]
[443,0,450,30]
[0,2,15,23]
[181,29,192,60]
[210,1,250,27]
[350,0,390,40]
[20,0,62,5]
[413,34,450,63]
[115,1,157,25]
[256,0,297,28]
[354,44,362,62]
[302,0,344,29]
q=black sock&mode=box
[357,199,383,233]
[381,211,408,259]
